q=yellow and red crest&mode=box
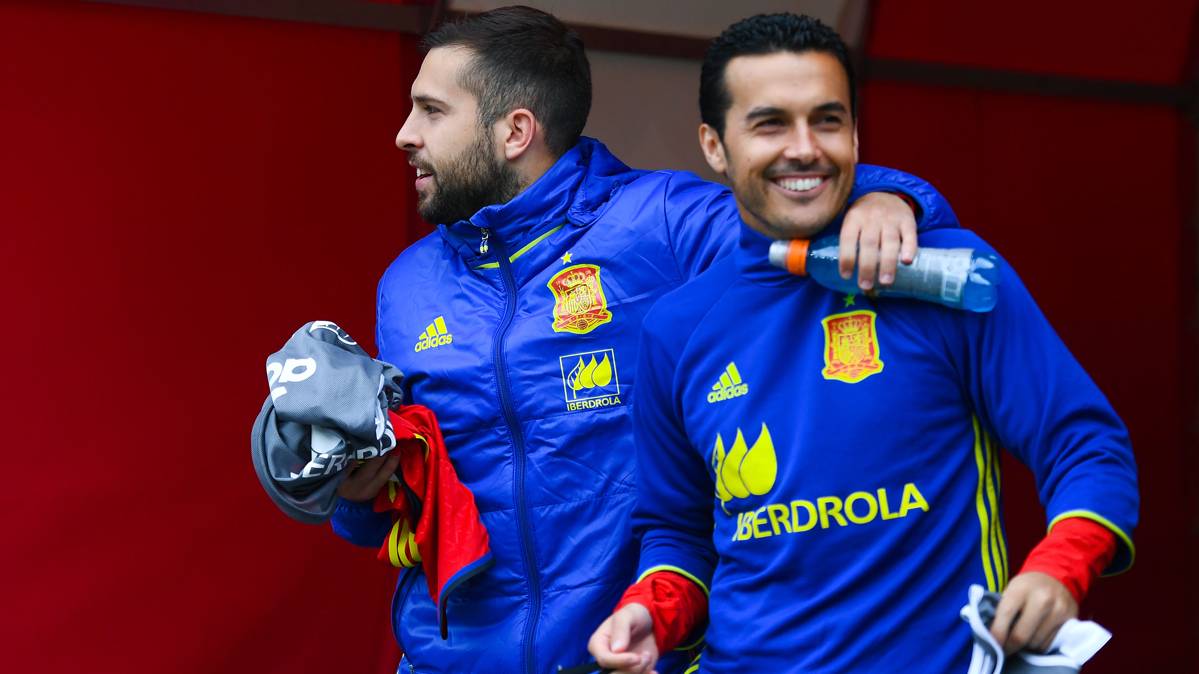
[821,310,884,383]
[548,264,613,334]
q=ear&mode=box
[698,123,728,176]
[499,108,538,160]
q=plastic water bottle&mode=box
[768,234,1001,312]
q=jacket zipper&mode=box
[491,236,541,674]
[390,567,420,664]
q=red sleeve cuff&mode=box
[1019,517,1118,603]
[616,571,707,653]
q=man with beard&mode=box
[588,13,1138,674]
[330,7,965,674]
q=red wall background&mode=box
[1,2,422,672]
[862,2,1197,671]
[1,1,1194,672]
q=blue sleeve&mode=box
[375,273,388,359]
[661,171,741,281]
[853,164,960,232]
[330,497,394,548]
[376,270,416,405]
[927,229,1140,574]
[630,315,719,593]
[664,166,960,282]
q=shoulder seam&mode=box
[660,171,685,284]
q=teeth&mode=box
[776,177,822,192]
[415,169,432,178]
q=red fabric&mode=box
[374,406,491,607]
[616,571,708,653]
[1019,518,1118,604]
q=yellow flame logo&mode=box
[711,423,777,513]
[568,354,613,393]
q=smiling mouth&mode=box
[773,176,825,193]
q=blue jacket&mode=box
[631,222,1139,673]
[331,138,959,674]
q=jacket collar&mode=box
[735,214,846,287]
[439,137,642,266]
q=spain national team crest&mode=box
[821,310,884,384]
[548,264,613,334]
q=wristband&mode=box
[1019,517,1117,603]
[615,571,707,652]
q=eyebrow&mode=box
[412,94,449,108]
[745,106,786,122]
[744,101,849,121]
[812,101,849,115]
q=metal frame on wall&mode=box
[90,0,1192,109]
[87,0,434,32]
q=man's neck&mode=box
[514,151,557,195]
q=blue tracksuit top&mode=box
[631,219,1139,673]
[330,138,961,674]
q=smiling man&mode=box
[327,7,967,674]
[702,52,858,241]
[588,13,1139,674]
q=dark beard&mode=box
[418,130,523,225]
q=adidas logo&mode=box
[707,362,749,403]
[414,316,453,352]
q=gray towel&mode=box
[250,321,404,524]
[960,584,1111,673]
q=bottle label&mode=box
[936,251,972,304]
[889,248,973,306]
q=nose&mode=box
[395,109,421,151]
[782,124,819,165]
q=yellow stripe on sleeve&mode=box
[397,518,414,568]
[971,417,997,592]
[982,431,1006,589]
[987,433,1010,586]
[387,521,403,568]
[636,564,710,597]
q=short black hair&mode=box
[423,6,591,156]
[700,13,856,137]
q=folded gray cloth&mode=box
[960,584,1111,674]
[250,321,404,524]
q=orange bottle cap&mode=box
[785,239,810,276]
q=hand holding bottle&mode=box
[769,234,1001,312]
